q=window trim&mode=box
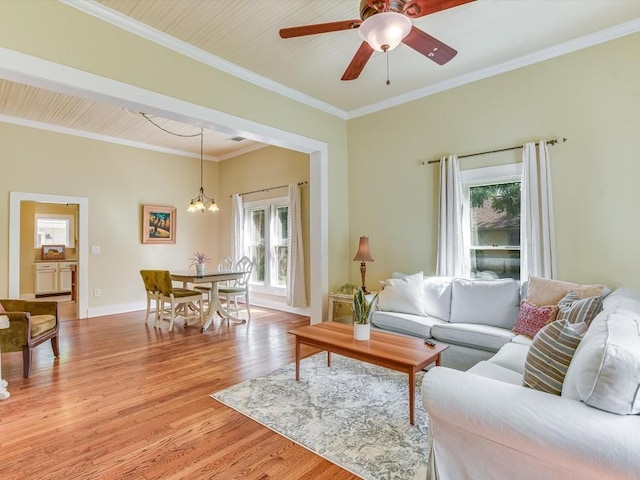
[461,163,522,279]
[34,213,76,248]
[243,196,288,297]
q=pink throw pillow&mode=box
[0,302,5,313]
[513,301,559,338]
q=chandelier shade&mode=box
[358,12,412,52]
[187,127,219,213]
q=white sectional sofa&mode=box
[371,272,525,370]
[422,286,640,480]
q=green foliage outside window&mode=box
[470,182,521,217]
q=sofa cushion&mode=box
[431,323,515,353]
[512,301,559,338]
[512,335,533,346]
[488,343,530,375]
[449,278,520,329]
[603,286,640,311]
[562,309,640,415]
[377,271,424,316]
[556,291,603,326]
[370,311,445,338]
[467,360,523,385]
[422,276,452,321]
[525,276,607,306]
[523,319,587,396]
[30,314,57,337]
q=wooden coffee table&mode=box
[288,321,448,425]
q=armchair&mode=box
[0,299,59,378]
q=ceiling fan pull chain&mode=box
[386,51,390,85]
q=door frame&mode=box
[9,192,89,319]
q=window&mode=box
[244,197,289,293]
[462,164,521,280]
[34,214,75,248]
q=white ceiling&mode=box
[1,0,639,159]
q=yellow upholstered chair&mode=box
[154,270,204,332]
[218,256,254,324]
[140,270,160,324]
[0,299,59,378]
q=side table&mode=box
[328,292,355,322]
[0,315,10,400]
[328,291,378,322]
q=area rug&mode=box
[211,353,430,480]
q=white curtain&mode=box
[436,155,470,278]
[230,193,244,263]
[521,141,556,280]
[287,183,307,307]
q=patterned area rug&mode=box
[211,353,429,480]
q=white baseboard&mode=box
[85,299,310,319]
[87,301,147,318]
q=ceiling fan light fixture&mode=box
[358,12,412,52]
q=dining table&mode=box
[170,269,245,331]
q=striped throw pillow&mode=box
[557,291,603,326]
[523,319,588,395]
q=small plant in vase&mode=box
[353,287,378,341]
[188,251,211,275]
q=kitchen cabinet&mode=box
[34,262,77,295]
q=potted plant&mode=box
[188,251,211,275]
[352,287,378,341]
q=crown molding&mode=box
[0,113,220,161]
[347,17,640,118]
[59,1,640,121]
[60,0,348,120]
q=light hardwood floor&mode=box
[0,304,359,480]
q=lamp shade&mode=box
[353,236,374,262]
[358,12,412,52]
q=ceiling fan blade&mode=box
[341,42,375,81]
[279,20,362,39]
[403,0,475,18]
[402,26,457,65]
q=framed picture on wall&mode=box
[41,244,66,260]
[142,205,176,244]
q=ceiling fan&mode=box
[279,0,475,81]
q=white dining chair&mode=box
[194,256,233,304]
[218,256,253,324]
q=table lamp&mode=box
[353,236,374,294]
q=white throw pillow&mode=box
[449,278,520,329]
[422,276,453,321]
[562,309,640,414]
[376,271,425,316]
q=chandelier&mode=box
[187,127,219,213]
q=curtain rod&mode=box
[232,181,308,197]
[422,137,567,165]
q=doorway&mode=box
[9,192,89,319]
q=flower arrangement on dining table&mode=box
[188,251,211,273]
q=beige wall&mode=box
[1,1,639,312]
[1,123,219,310]
[347,32,640,291]
[0,0,351,306]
